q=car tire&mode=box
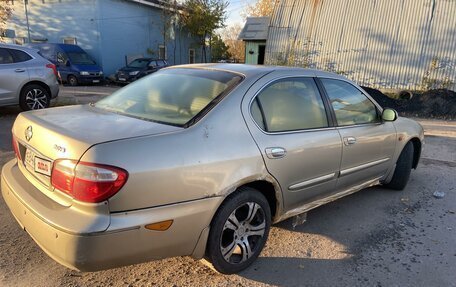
[384,142,414,190]
[206,187,271,274]
[68,75,78,86]
[19,84,51,111]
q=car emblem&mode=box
[25,126,33,142]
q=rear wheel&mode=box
[19,84,50,111]
[206,187,271,274]
[68,75,78,86]
[384,142,414,190]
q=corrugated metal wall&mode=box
[266,0,456,91]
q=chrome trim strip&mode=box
[340,158,390,176]
[289,172,336,191]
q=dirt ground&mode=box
[0,86,455,287]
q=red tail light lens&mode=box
[51,159,128,203]
[46,63,58,78]
[12,136,21,160]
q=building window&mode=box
[189,49,195,64]
[63,37,77,45]
[158,45,166,60]
[14,37,26,45]
[31,38,48,43]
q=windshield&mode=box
[128,59,151,68]
[95,68,243,126]
[67,52,96,65]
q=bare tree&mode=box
[221,23,245,63]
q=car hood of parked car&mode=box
[71,63,103,73]
[12,105,182,160]
[118,66,147,73]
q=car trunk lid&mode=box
[12,104,181,191]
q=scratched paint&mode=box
[266,0,456,91]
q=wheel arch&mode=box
[409,137,422,169]
[213,179,283,225]
[20,81,51,99]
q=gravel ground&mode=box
[0,86,455,287]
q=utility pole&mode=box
[24,0,31,43]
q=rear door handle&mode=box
[344,137,357,145]
[265,147,287,159]
[15,69,26,73]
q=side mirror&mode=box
[382,108,398,121]
[66,60,71,67]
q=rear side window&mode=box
[149,60,157,67]
[9,49,33,63]
[251,78,329,132]
[321,79,380,126]
[0,48,14,64]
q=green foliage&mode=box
[181,0,228,62]
[210,34,231,61]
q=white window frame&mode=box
[158,44,167,60]
[63,37,77,45]
[14,37,26,45]
[189,48,195,64]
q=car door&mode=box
[318,78,397,190]
[243,73,343,211]
[147,60,158,74]
[56,50,71,80]
[0,48,30,105]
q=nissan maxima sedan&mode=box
[1,64,424,274]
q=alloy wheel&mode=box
[25,88,49,110]
[220,202,267,264]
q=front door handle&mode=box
[344,137,357,146]
[265,147,287,159]
[15,69,26,73]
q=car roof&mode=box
[131,58,166,61]
[167,63,348,80]
[0,43,39,54]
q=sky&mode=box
[225,0,257,26]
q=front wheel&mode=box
[68,75,78,86]
[384,142,414,190]
[206,187,271,274]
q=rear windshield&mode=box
[95,68,243,127]
[68,52,95,65]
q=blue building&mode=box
[5,0,203,75]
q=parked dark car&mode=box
[115,58,168,83]
[27,43,103,86]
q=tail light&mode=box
[46,63,58,78]
[12,136,21,161]
[51,159,128,203]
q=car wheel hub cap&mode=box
[220,202,266,264]
[26,89,48,110]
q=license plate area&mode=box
[34,156,52,176]
[24,148,52,181]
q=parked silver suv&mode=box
[0,44,59,110]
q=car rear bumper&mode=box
[49,82,59,99]
[1,159,222,271]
